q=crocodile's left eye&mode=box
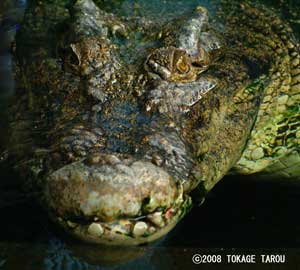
[176,56,190,74]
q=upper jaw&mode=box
[43,153,192,245]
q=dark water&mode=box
[1,0,300,269]
[2,173,300,269]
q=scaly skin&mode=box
[7,0,300,245]
[227,2,300,179]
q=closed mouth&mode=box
[51,194,191,245]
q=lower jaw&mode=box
[50,195,192,246]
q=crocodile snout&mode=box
[43,153,190,244]
[45,153,180,221]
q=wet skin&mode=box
[7,0,300,245]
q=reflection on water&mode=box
[1,0,300,269]
[2,176,300,269]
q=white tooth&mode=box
[148,212,165,228]
[133,221,148,237]
[149,226,156,234]
[67,221,77,228]
[88,223,104,237]
[112,224,130,235]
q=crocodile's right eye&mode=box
[60,46,81,73]
[65,46,80,66]
[68,48,80,66]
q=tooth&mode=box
[148,212,165,228]
[133,222,148,237]
[112,224,130,235]
[119,219,132,228]
[88,223,104,237]
[67,221,77,228]
[165,208,176,220]
[149,226,156,234]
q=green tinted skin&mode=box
[8,0,300,245]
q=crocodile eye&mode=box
[176,57,190,74]
[60,46,80,73]
[69,53,79,66]
[67,47,80,66]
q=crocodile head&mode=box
[11,0,286,245]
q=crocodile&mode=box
[5,0,300,245]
